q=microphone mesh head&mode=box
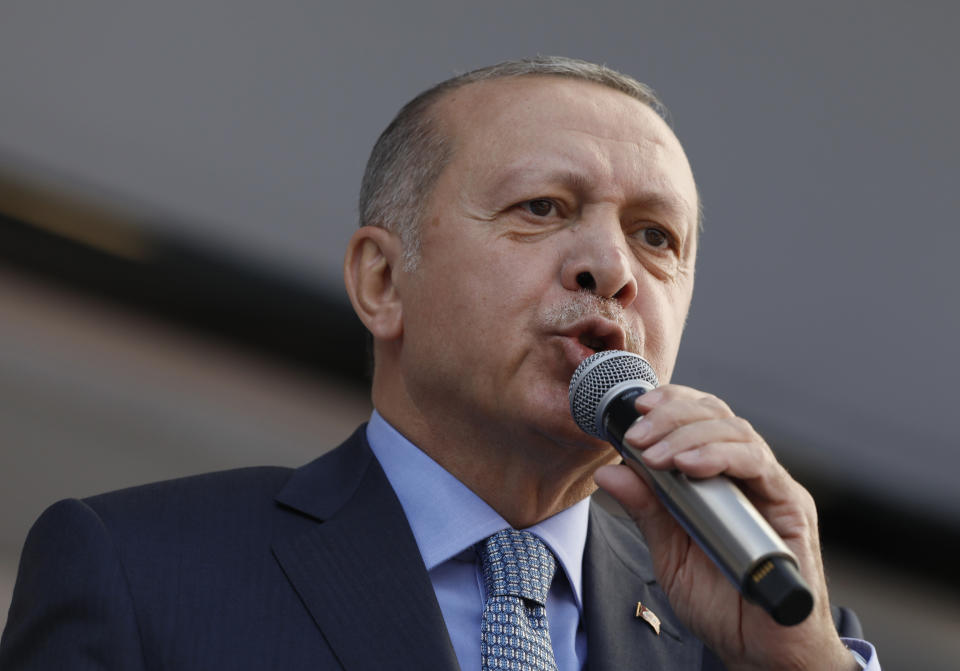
[568,350,659,437]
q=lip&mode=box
[556,316,628,360]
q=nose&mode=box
[561,216,638,307]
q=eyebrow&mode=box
[486,166,593,196]
[633,192,695,223]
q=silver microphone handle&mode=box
[616,440,796,589]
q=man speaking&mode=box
[1,57,878,669]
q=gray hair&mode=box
[357,56,671,269]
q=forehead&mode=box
[430,76,697,221]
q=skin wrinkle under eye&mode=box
[505,184,690,252]
[503,199,683,284]
[515,196,671,236]
[495,170,692,229]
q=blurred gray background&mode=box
[1,1,958,667]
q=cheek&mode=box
[636,282,691,375]
[456,243,556,306]
[407,264,519,355]
[416,229,570,341]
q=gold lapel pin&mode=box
[634,601,661,636]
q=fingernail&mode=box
[643,441,669,462]
[635,390,657,408]
[627,420,650,442]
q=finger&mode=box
[594,463,682,551]
[634,385,734,417]
[626,395,735,448]
[636,417,756,468]
[669,441,763,479]
[675,440,792,498]
[593,463,657,516]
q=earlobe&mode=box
[343,226,404,341]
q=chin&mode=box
[540,410,613,454]
[511,369,608,447]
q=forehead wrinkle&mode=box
[477,131,668,194]
[559,128,697,229]
[555,124,684,187]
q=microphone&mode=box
[569,350,813,626]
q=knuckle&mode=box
[698,442,725,463]
[729,416,755,437]
[697,392,719,406]
[651,403,684,431]
[756,442,779,469]
[791,481,816,512]
[699,393,733,416]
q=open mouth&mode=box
[578,333,608,353]
[556,316,630,361]
[569,318,627,354]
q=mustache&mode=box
[542,291,643,355]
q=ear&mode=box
[343,226,404,341]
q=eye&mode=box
[521,199,557,217]
[641,227,670,249]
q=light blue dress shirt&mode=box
[367,411,588,671]
[366,411,879,671]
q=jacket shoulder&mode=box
[84,465,294,519]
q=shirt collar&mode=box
[366,410,590,611]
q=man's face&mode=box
[394,76,698,454]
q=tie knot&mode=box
[478,529,556,605]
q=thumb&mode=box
[594,463,681,550]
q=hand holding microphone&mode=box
[569,350,813,626]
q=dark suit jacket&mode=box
[0,426,861,669]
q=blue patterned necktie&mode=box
[478,529,559,671]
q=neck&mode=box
[442,444,613,528]
[374,391,618,528]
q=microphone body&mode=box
[569,350,814,626]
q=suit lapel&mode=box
[272,429,460,670]
[582,501,704,671]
